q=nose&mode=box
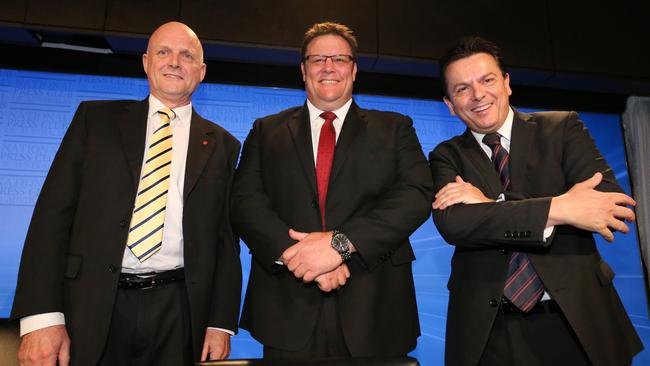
[471,83,485,101]
[322,57,335,71]
[169,52,180,68]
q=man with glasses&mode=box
[231,22,433,359]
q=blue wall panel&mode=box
[0,69,647,364]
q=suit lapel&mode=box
[460,129,503,198]
[330,102,363,184]
[287,105,318,195]
[184,110,217,199]
[117,99,149,189]
[509,110,535,193]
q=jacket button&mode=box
[501,249,507,255]
[504,231,512,238]
[108,264,117,273]
[311,200,318,208]
[489,299,499,307]
[119,220,127,227]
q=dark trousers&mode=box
[98,281,194,366]
[264,293,351,359]
[479,300,591,366]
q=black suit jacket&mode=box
[429,110,643,366]
[231,102,433,356]
[11,99,242,365]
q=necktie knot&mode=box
[320,111,337,123]
[157,108,176,123]
[482,132,501,148]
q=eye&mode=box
[484,76,496,85]
[157,49,169,56]
[454,86,468,95]
[311,56,326,64]
[182,52,194,61]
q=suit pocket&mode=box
[64,254,83,279]
[390,243,416,265]
[595,259,615,286]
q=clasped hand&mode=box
[281,229,350,291]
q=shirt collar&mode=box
[306,98,353,124]
[470,107,514,145]
[148,95,193,128]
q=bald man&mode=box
[11,22,242,365]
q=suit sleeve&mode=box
[230,120,294,270]
[208,137,242,332]
[339,115,434,270]
[11,102,88,319]
[430,112,621,249]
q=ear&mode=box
[504,73,512,97]
[443,96,457,116]
[352,62,357,82]
[142,53,149,75]
[199,62,206,82]
[300,62,306,82]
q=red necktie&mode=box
[316,111,336,230]
[483,133,544,312]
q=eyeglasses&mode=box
[303,54,354,65]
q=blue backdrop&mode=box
[0,68,647,364]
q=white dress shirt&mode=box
[120,95,190,273]
[306,98,353,163]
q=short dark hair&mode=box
[439,36,506,97]
[301,22,358,61]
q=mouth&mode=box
[319,79,340,84]
[471,103,492,113]
[163,73,183,80]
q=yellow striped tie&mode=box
[126,108,175,262]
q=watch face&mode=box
[332,233,349,252]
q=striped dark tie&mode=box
[483,133,544,312]
[126,108,175,262]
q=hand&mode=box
[18,325,70,366]
[314,264,351,292]
[432,176,493,210]
[200,329,231,361]
[281,229,342,282]
[549,172,636,242]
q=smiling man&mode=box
[430,36,643,365]
[231,22,433,359]
[11,22,242,365]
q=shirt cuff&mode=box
[20,312,65,336]
[208,327,235,336]
[543,226,555,242]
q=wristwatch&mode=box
[331,230,352,262]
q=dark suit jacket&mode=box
[11,99,242,365]
[429,110,643,366]
[231,102,433,356]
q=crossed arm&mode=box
[433,173,636,243]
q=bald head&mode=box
[143,21,206,108]
[147,22,204,62]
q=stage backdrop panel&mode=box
[0,69,647,364]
